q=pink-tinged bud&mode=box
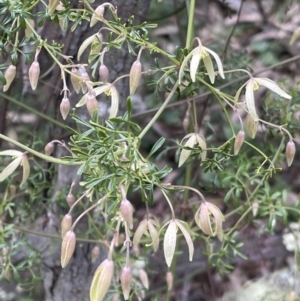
[66,193,75,207]
[91,246,100,263]
[86,94,98,117]
[80,71,90,93]
[129,60,142,95]
[60,96,70,120]
[70,68,81,94]
[61,214,72,238]
[3,65,16,92]
[90,5,105,27]
[112,294,120,301]
[120,266,132,300]
[90,259,114,301]
[182,117,189,132]
[120,199,134,229]
[48,0,60,15]
[45,142,54,156]
[61,230,76,268]
[138,269,149,290]
[99,64,109,83]
[286,140,296,167]
[28,61,40,90]
[245,114,258,139]
[234,130,245,155]
[166,271,173,291]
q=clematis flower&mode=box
[179,38,225,84]
[235,77,292,121]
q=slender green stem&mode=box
[0,92,66,129]
[0,134,83,165]
[138,81,179,139]
[185,0,196,48]
[161,190,176,220]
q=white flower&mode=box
[235,77,292,121]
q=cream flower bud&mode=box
[3,65,16,92]
[234,130,245,155]
[28,61,40,90]
[286,140,296,167]
[90,5,105,27]
[120,199,134,229]
[66,193,75,207]
[86,94,98,117]
[61,214,72,238]
[60,96,70,120]
[120,266,132,300]
[129,60,142,95]
[166,271,173,291]
[138,269,149,290]
[61,230,76,268]
[90,258,114,301]
[91,246,100,263]
[70,68,81,94]
[99,64,109,83]
[44,142,54,156]
[245,114,258,139]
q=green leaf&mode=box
[147,137,165,159]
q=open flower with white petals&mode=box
[235,77,292,121]
[179,38,225,84]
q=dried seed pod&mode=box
[45,142,54,156]
[48,0,60,15]
[129,60,142,95]
[99,64,109,83]
[286,140,296,167]
[245,114,258,139]
[91,246,100,263]
[90,259,114,301]
[120,199,134,229]
[28,61,40,90]
[66,193,75,207]
[61,230,76,268]
[90,5,105,27]
[234,130,245,155]
[166,271,173,291]
[86,94,98,117]
[138,269,149,290]
[3,65,16,92]
[61,214,72,238]
[70,68,81,94]
[120,266,132,300]
[60,96,70,120]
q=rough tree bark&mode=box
[33,1,150,301]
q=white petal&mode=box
[76,84,110,108]
[255,77,291,99]
[203,54,215,84]
[245,79,258,121]
[204,47,225,79]
[190,47,202,82]
[234,82,247,105]
[163,220,177,267]
[176,220,194,261]
[0,156,22,182]
[109,86,119,118]
[21,155,30,186]
[77,34,97,61]
[178,49,195,84]
[178,134,197,167]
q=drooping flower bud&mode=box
[90,5,105,27]
[48,0,60,15]
[245,114,258,139]
[86,94,98,117]
[166,271,173,291]
[3,65,16,92]
[99,64,109,83]
[90,258,114,301]
[120,266,132,300]
[80,70,90,94]
[45,142,54,156]
[234,130,245,155]
[61,214,72,238]
[195,201,224,241]
[28,61,40,90]
[129,60,142,95]
[120,199,134,229]
[70,68,81,94]
[66,193,75,207]
[138,269,149,290]
[91,245,100,263]
[286,140,296,167]
[61,230,76,268]
[60,96,70,120]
